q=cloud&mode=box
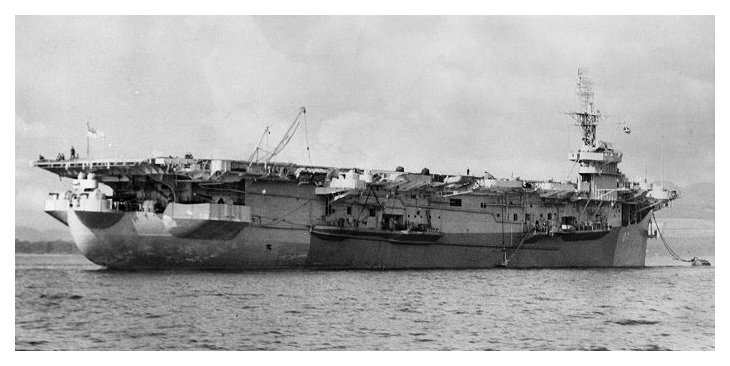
[15,115,55,143]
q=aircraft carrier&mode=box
[31,71,678,269]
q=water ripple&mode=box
[15,254,715,350]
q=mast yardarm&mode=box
[568,68,601,148]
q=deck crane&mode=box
[248,107,309,169]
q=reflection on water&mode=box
[15,254,714,350]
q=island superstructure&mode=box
[31,72,678,269]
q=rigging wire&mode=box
[247,107,307,169]
[264,107,306,163]
[303,111,312,165]
[258,198,315,227]
[502,232,530,267]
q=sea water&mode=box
[15,254,714,350]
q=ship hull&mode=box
[66,210,311,270]
[307,214,650,269]
[63,210,649,270]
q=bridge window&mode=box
[513,213,518,221]
[347,206,352,215]
[369,208,376,217]
[449,199,462,207]
[548,213,552,220]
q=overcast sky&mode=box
[15,16,714,230]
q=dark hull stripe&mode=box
[62,210,650,269]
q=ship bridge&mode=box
[569,149,623,164]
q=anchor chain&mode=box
[651,212,710,266]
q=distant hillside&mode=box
[653,181,714,220]
[15,226,72,242]
[646,236,714,258]
[15,239,79,254]
[652,218,714,238]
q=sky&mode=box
[15,15,715,230]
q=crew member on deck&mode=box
[70,146,76,160]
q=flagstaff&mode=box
[86,122,104,159]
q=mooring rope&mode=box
[651,212,701,263]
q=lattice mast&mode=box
[568,68,601,149]
[566,69,624,203]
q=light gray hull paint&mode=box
[65,209,650,270]
[67,210,310,269]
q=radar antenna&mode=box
[576,68,595,113]
[568,68,602,148]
